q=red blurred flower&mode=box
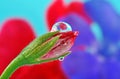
[0,18,67,79]
[46,0,92,30]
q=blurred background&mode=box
[0,0,120,79]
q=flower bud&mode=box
[19,31,78,64]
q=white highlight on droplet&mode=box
[58,57,64,61]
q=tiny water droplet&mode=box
[58,57,64,61]
[51,22,72,32]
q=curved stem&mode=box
[0,56,25,79]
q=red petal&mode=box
[0,18,35,75]
[12,61,67,79]
[46,0,92,31]
[46,0,66,30]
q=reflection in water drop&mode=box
[51,22,72,32]
[58,57,64,61]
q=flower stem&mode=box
[0,55,25,79]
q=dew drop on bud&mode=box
[51,22,72,32]
[58,57,64,61]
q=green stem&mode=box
[0,55,25,79]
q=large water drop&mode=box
[51,22,72,32]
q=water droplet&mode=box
[51,22,72,32]
[58,57,64,61]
